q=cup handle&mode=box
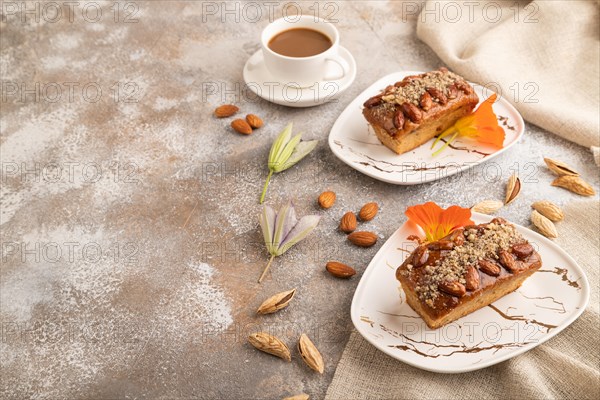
[247,50,262,71]
[323,55,350,82]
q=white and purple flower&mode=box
[258,201,321,283]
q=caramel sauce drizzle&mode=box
[436,137,491,157]
[518,292,566,314]
[381,324,529,358]
[377,310,421,319]
[498,115,516,131]
[536,267,581,289]
[487,304,557,333]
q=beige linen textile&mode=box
[325,201,600,399]
[416,1,600,164]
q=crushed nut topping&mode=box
[413,221,523,307]
[381,70,462,107]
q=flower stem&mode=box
[432,131,459,157]
[431,126,456,150]
[258,254,276,283]
[259,170,273,204]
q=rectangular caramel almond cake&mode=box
[363,67,479,155]
[396,218,542,329]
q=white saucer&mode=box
[242,46,356,108]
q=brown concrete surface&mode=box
[1,1,598,399]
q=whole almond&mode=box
[231,119,253,135]
[298,334,324,373]
[248,332,291,361]
[438,280,466,297]
[427,240,454,251]
[412,246,429,267]
[504,174,521,205]
[401,102,422,123]
[426,87,448,105]
[419,91,433,111]
[551,175,595,196]
[478,259,500,276]
[531,210,558,238]
[531,201,564,222]
[544,157,579,176]
[283,395,309,400]
[246,114,264,129]
[214,104,239,118]
[499,249,520,272]
[325,261,356,279]
[465,265,480,291]
[339,211,357,233]
[512,243,534,259]
[363,96,383,108]
[318,191,336,209]
[359,202,379,221]
[456,80,474,94]
[393,109,405,129]
[257,288,296,314]
[447,83,458,99]
[348,231,378,247]
[471,200,503,215]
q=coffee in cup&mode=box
[268,27,333,58]
[260,16,349,88]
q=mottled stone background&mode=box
[1,1,598,399]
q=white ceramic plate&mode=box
[351,212,590,373]
[243,47,356,108]
[328,72,525,184]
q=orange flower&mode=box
[431,94,505,156]
[405,202,473,243]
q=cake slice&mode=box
[363,67,479,155]
[396,218,542,329]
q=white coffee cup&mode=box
[260,16,349,88]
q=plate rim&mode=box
[328,71,526,185]
[350,212,591,373]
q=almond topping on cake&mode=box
[411,220,523,308]
[362,68,480,155]
[396,216,543,329]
